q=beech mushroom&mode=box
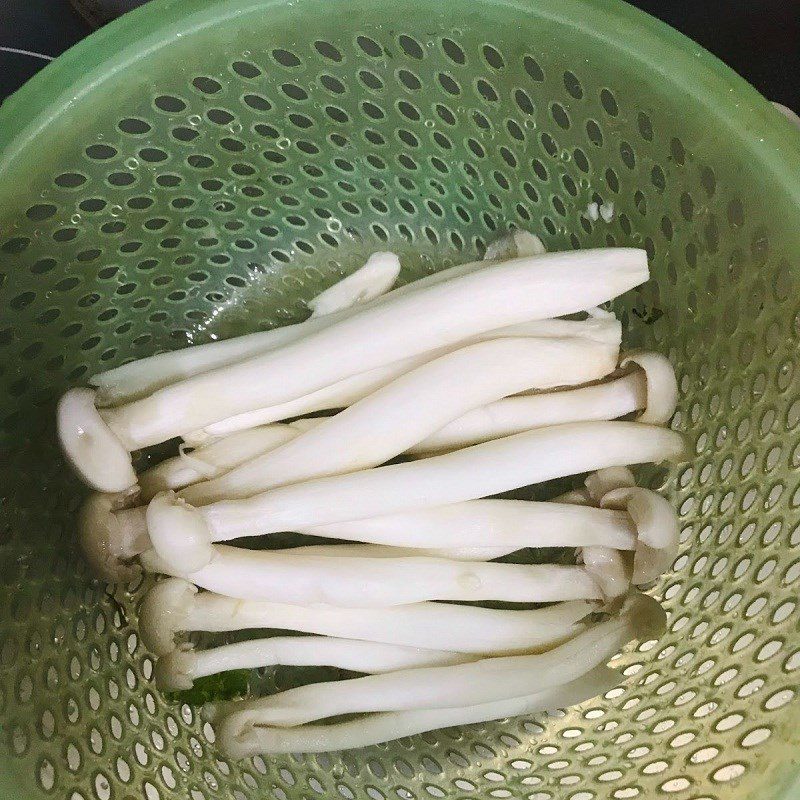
[81,495,639,577]
[138,578,596,658]
[142,541,605,606]
[90,252,403,406]
[179,336,619,504]
[212,593,663,728]
[409,350,677,455]
[155,636,471,691]
[307,252,401,317]
[61,249,648,492]
[184,312,621,443]
[141,421,684,573]
[215,665,619,756]
[139,419,321,500]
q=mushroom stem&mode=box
[179,336,619,504]
[308,252,401,317]
[181,353,443,445]
[216,665,619,757]
[408,369,647,455]
[155,636,471,691]
[142,543,604,606]
[80,495,638,577]
[138,578,596,658]
[212,593,664,728]
[139,419,321,500]
[155,422,684,569]
[185,313,621,443]
[97,249,649,452]
[299,499,637,554]
[90,252,495,405]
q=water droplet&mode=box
[70,213,81,224]
[109,205,122,217]
[188,114,202,126]
[560,151,571,161]
[524,119,537,129]
[229,121,243,134]
[424,119,434,128]
[125,157,139,169]
[326,218,342,233]
[276,137,291,149]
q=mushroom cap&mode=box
[620,352,679,425]
[139,577,197,657]
[552,487,592,506]
[57,388,137,493]
[154,643,197,691]
[215,711,254,761]
[584,467,636,503]
[580,546,631,602]
[146,491,214,574]
[78,493,147,583]
[601,487,679,584]
[623,591,667,641]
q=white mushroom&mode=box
[57,388,137,494]
[304,499,637,555]
[567,467,677,592]
[185,312,621,443]
[142,421,684,572]
[215,664,619,757]
[81,496,638,572]
[138,578,596,658]
[307,252,401,317]
[139,419,321,500]
[409,350,676,455]
[179,336,619,504]
[181,352,445,445]
[89,252,495,406]
[408,370,647,455]
[600,486,680,584]
[155,636,471,692]
[61,249,648,491]
[574,466,637,601]
[584,466,636,500]
[212,593,664,728]
[78,492,150,582]
[619,352,679,424]
[142,541,604,606]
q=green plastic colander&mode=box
[1,0,799,798]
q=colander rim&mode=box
[0,0,798,199]
[0,0,798,797]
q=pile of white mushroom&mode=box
[58,232,685,757]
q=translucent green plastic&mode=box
[0,0,799,798]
